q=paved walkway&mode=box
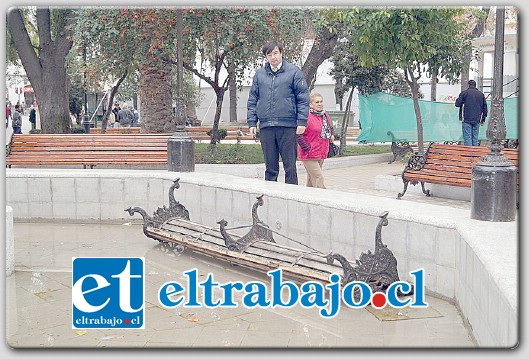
[297,161,471,210]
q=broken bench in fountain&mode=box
[126,179,410,295]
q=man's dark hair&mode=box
[468,80,477,87]
[262,40,283,56]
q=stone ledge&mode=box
[375,174,471,201]
[5,168,517,347]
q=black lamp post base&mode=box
[83,115,91,134]
[471,163,517,222]
[167,132,195,172]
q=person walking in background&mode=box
[29,105,37,131]
[247,40,310,185]
[117,103,133,128]
[296,93,334,189]
[6,102,12,128]
[112,103,121,127]
[12,104,23,134]
[455,80,487,146]
[132,107,139,127]
[108,110,116,128]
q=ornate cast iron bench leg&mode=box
[389,141,413,164]
[396,151,428,199]
[125,178,190,239]
[420,181,431,197]
[326,211,413,301]
[217,195,275,253]
[397,178,410,199]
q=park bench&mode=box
[89,127,141,134]
[88,125,254,143]
[127,179,409,296]
[384,130,450,164]
[6,134,171,168]
[397,143,519,199]
[185,125,255,143]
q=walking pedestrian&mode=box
[455,80,488,146]
[112,103,121,128]
[117,103,134,128]
[29,105,37,131]
[6,102,11,128]
[296,93,334,189]
[247,40,310,185]
[12,104,23,134]
[131,107,139,127]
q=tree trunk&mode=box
[406,67,424,153]
[139,58,174,133]
[339,89,354,154]
[302,26,339,90]
[461,7,490,92]
[37,71,71,133]
[7,8,73,133]
[460,50,471,93]
[185,100,198,125]
[334,78,344,111]
[101,70,127,133]
[430,68,438,101]
[227,62,238,123]
[210,88,226,144]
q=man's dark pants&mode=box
[259,126,298,185]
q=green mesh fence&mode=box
[356,92,518,143]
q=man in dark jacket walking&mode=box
[455,80,488,146]
[247,40,310,185]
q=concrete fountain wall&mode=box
[5,168,517,347]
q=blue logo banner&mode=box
[72,257,145,329]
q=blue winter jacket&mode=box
[455,86,488,123]
[247,61,310,129]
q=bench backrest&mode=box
[8,134,171,153]
[425,143,518,167]
[403,143,518,188]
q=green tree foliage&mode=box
[71,8,178,132]
[70,8,136,130]
[330,37,390,152]
[69,77,84,125]
[7,7,74,133]
[179,7,308,144]
[343,7,470,152]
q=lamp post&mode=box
[168,8,195,172]
[470,7,517,222]
[82,45,90,133]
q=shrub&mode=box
[198,143,248,164]
[206,128,228,144]
[71,125,86,133]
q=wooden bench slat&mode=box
[398,143,519,199]
[6,134,174,168]
[5,130,257,168]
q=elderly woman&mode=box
[296,92,335,189]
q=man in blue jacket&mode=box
[247,40,310,185]
[455,80,488,146]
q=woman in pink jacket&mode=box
[296,93,335,188]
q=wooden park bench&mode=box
[88,125,254,143]
[6,133,171,168]
[185,125,255,143]
[397,143,519,199]
[89,127,142,134]
[126,179,409,295]
[385,130,443,164]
